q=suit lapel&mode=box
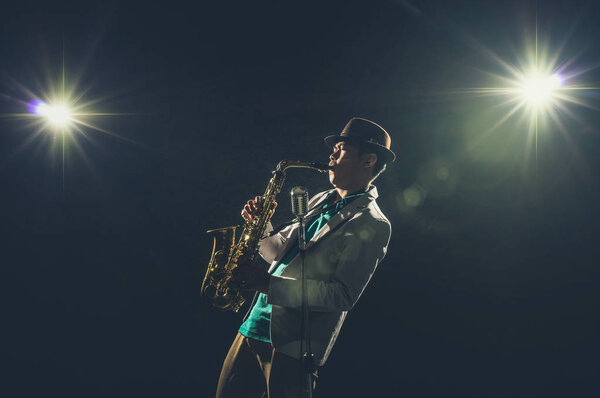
[304,186,378,251]
[267,229,298,273]
[267,186,378,271]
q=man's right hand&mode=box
[241,196,277,222]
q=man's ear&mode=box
[363,153,378,169]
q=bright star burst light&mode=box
[4,73,129,140]
[15,79,127,138]
[518,72,563,106]
[467,53,594,122]
[1,52,135,187]
[29,99,73,130]
[455,26,599,175]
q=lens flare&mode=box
[30,101,73,129]
[448,20,599,178]
[0,51,139,192]
[519,72,563,106]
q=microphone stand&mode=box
[298,215,314,398]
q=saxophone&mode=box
[202,160,331,312]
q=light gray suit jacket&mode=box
[250,185,391,366]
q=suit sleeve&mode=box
[258,222,284,264]
[266,219,391,312]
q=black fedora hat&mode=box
[324,117,396,163]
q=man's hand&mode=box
[228,260,271,295]
[241,196,277,222]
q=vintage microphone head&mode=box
[290,186,309,217]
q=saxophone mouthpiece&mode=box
[310,162,333,172]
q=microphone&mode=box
[290,186,309,218]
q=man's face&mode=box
[328,141,364,188]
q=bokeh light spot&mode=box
[436,166,450,181]
[403,186,424,207]
[358,227,374,242]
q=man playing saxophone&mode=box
[215,117,395,398]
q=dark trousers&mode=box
[215,332,317,398]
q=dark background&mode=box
[1,0,599,396]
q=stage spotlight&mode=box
[519,72,563,106]
[32,101,72,129]
[0,54,137,191]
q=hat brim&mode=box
[324,135,396,163]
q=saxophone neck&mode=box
[275,160,332,173]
